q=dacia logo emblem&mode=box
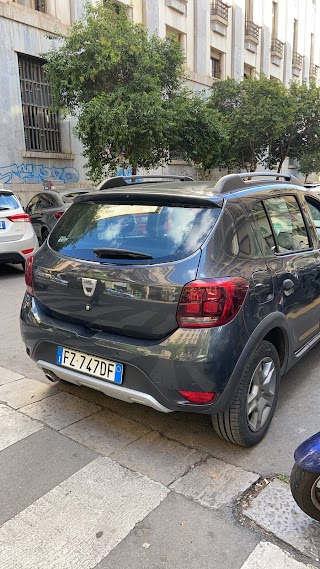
[81,277,97,297]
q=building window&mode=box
[18,55,60,153]
[272,1,278,39]
[35,0,45,12]
[244,64,255,79]
[12,0,46,12]
[210,51,222,79]
[245,0,253,21]
[166,26,187,51]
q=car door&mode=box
[262,194,320,352]
[25,194,42,240]
[41,193,63,234]
[34,193,57,240]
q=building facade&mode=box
[1,0,320,203]
[0,0,86,204]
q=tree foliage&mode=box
[44,1,226,181]
[298,152,320,183]
[268,81,320,172]
[209,76,292,172]
[209,76,320,175]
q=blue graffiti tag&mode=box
[0,163,80,184]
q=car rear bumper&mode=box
[0,232,38,263]
[37,360,173,413]
[20,294,250,415]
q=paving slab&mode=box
[240,542,318,569]
[0,366,24,386]
[61,408,150,455]
[96,492,260,569]
[0,427,97,526]
[111,430,207,486]
[171,457,259,509]
[20,391,102,430]
[0,403,42,452]
[244,479,320,562]
[0,457,168,569]
[0,376,58,409]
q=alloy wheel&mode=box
[246,356,276,432]
[311,476,320,511]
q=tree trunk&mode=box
[277,160,284,173]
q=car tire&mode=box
[212,340,280,447]
[290,464,320,521]
[41,228,49,245]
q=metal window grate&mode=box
[18,55,60,153]
[245,21,259,41]
[210,1,229,22]
[310,63,318,78]
[271,38,283,57]
[292,52,303,67]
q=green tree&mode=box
[298,152,320,183]
[209,75,291,172]
[44,1,226,181]
[168,90,228,171]
[268,80,320,172]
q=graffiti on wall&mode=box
[0,163,80,184]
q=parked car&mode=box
[25,188,93,245]
[0,189,38,269]
[290,431,320,521]
[304,183,320,190]
[304,183,320,197]
[20,173,320,446]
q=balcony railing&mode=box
[210,0,229,23]
[292,52,303,68]
[271,38,283,58]
[310,63,318,79]
[245,21,259,43]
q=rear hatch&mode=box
[0,192,27,243]
[34,191,221,339]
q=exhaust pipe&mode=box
[44,370,60,383]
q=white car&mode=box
[0,189,38,268]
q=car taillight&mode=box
[178,391,216,404]
[7,213,31,222]
[177,277,248,328]
[25,256,34,296]
[54,211,64,219]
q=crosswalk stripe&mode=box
[0,456,169,569]
[0,404,43,452]
[240,542,318,569]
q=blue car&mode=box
[291,432,320,521]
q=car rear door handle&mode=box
[283,278,295,296]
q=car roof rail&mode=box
[97,175,194,190]
[213,172,303,194]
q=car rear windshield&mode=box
[49,201,220,264]
[0,192,19,211]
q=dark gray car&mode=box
[20,173,320,446]
[25,188,93,244]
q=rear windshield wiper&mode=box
[93,248,153,260]
[0,207,11,211]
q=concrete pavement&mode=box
[0,264,320,568]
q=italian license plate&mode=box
[0,221,5,230]
[56,346,123,384]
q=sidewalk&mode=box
[0,365,319,568]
